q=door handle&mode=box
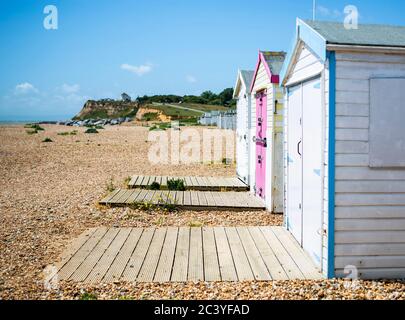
[297,140,302,156]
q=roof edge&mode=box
[280,18,328,85]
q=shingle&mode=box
[305,20,405,47]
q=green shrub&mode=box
[42,138,53,143]
[25,124,44,131]
[26,129,38,135]
[85,128,99,134]
[167,178,186,191]
[79,292,98,300]
[149,182,161,190]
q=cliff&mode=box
[73,99,139,120]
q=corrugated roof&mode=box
[240,70,254,89]
[261,51,286,74]
[304,20,405,47]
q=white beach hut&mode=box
[250,51,286,213]
[233,70,254,185]
[281,19,405,279]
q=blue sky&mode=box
[1,0,405,120]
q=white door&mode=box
[286,85,303,243]
[236,97,250,184]
[302,78,323,266]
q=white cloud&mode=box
[121,63,153,76]
[60,83,80,93]
[317,5,342,18]
[14,82,38,95]
[186,75,197,83]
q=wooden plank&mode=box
[54,228,97,274]
[113,189,134,204]
[58,228,108,280]
[122,228,155,281]
[128,175,139,188]
[202,227,221,281]
[106,189,127,204]
[335,231,405,244]
[248,227,287,280]
[151,190,164,204]
[143,190,156,203]
[99,189,120,204]
[272,227,321,279]
[184,177,193,187]
[204,191,216,207]
[171,227,190,282]
[161,176,168,187]
[259,227,305,279]
[137,228,167,282]
[336,243,405,256]
[225,227,254,280]
[190,176,199,187]
[195,177,205,188]
[197,191,208,207]
[86,228,132,283]
[190,191,200,206]
[134,175,144,187]
[70,228,120,282]
[212,191,225,207]
[336,218,405,231]
[125,189,142,204]
[188,228,204,281]
[236,227,271,280]
[154,227,178,282]
[102,228,143,282]
[183,191,192,206]
[133,189,148,203]
[213,227,238,281]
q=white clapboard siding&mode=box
[335,141,369,154]
[336,243,405,256]
[335,256,405,269]
[335,206,405,219]
[335,268,405,280]
[336,219,405,231]
[336,116,369,129]
[335,154,369,167]
[336,180,405,193]
[334,51,405,279]
[335,231,405,244]
[336,167,405,180]
[335,78,370,92]
[287,45,324,86]
[335,128,368,141]
[336,193,405,206]
[336,104,369,117]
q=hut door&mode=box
[255,91,267,199]
[302,78,323,266]
[286,85,303,243]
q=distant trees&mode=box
[135,88,235,107]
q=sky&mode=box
[1,0,405,121]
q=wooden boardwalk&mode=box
[128,175,249,191]
[99,189,265,210]
[56,226,322,283]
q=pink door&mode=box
[255,91,267,199]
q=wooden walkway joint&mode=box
[99,189,265,210]
[128,175,249,191]
[56,226,322,283]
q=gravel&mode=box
[1,124,404,300]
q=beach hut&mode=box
[281,19,405,279]
[250,51,286,213]
[233,70,254,184]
